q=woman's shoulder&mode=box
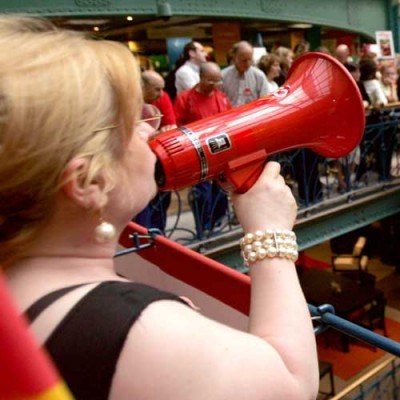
[110,298,303,400]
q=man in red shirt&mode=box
[174,62,231,125]
[142,70,177,133]
[174,62,232,236]
[135,70,177,233]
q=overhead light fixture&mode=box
[65,19,109,25]
[289,23,313,29]
[262,26,289,32]
[127,16,133,21]
[93,26,100,32]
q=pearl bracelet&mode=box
[240,229,298,266]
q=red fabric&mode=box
[152,90,176,127]
[174,86,232,125]
[0,272,61,397]
[120,222,251,316]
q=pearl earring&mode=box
[94,220,116,243]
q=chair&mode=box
[318,360,335,399]
[331,236,369,275]
[351,290,388,337]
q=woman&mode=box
[273,46,294,86]
[359,57,388,107]
[293,40,310,60]
[1,17,319,400]
[380,64,398,103]
[258,54,281,93]
[344,61,371,108]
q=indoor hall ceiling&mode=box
[53,16,213,40]
[52,15,314,42]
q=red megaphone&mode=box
[150,52,365,193]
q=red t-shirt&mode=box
[174,86,232,125]
[152,90,176,127]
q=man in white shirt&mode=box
[221,41,269,107]
[175,41,207,94]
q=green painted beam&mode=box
[295,186,400,249]
[0,0,389,41]
[388,1,400,52]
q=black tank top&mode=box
[25,281,187,400]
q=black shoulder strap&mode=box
[25,283,91,322]
[43,281,187,400]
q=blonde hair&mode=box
[0,16,142,265]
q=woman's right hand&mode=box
[231,161,297,233]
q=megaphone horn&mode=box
[150,52,365,193]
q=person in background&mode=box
[314,45,331,55]
[174,62,231,123]
[344,61,371,108]
[1,16,319,400]
[379,64,398,103]
[329,62,363,190]
[135,70,177,233]
[221,40,269,107]
[258,54,281,93]
[273,46,294,86]
[335,44,351,64]
[358,59,394,180]
[174,62,231,234]
[359,57,388,107]
[142,70,177,133]
[175,41,207,95]
[293,40,310,60]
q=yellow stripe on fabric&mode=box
[22,382,74,400]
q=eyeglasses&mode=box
[92,124,119,133]
[92,105,163,134]
[203,79,223,85]
[137,114,163,131]
[139,103,163,131]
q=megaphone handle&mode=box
[218,149,268,194]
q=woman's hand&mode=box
[231,161,297,233]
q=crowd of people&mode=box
[137,38,400,233]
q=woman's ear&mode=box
[60,157,107,210]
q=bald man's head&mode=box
[232,41,254,74]
[198,62,223,95]
[335,44,350,64]
[142,70,165,103]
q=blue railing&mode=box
[136,106,400,245]
[311,304,400,357]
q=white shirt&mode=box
[266,79,279,93]
[221,65,269,107]
[175,61,200,94]
[363,79,388,107]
